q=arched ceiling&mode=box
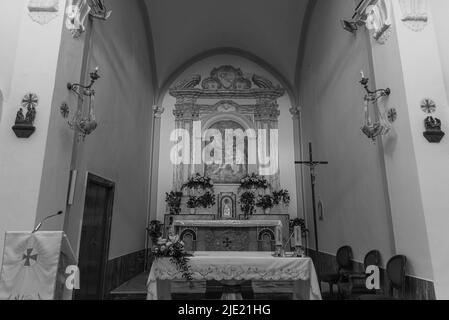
[145,0,310,91]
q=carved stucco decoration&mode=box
[27,0,60,25]
[365,0,392,44]
[65,0,91,38]
[399,0,428,32]
[170,65,285,101]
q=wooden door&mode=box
[75,174,114,300]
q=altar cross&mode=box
[295,143,328,252]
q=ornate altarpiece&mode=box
[169,65,285,192]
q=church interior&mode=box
[0,0,449,301]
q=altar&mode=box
[173,219,283,252]
[147,251,322,300]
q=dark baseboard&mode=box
[308,250,436,300]
[104,249,146,298]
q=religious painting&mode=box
[204,120,248,184]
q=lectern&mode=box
[0,231,77,300]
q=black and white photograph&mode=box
[0,0,448,310]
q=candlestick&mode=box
[294,226,302,247]
[275,227,282,246]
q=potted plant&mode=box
[198,191,216,209]
[273,189,291,207]
[187,196,198,214]
[182,173,214,191]
[165,191,183,215]
[147,220,163,244]
[239,191,256,219]
[256,194,274,214]
[239,173,270,191]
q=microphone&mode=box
[32,211,64,233]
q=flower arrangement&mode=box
[151,234,193,281]
[182,173,214,190]
[147,220,163,243]
[273,189,291,206]
[187,196,199,209]
[187,192,216,209]
[256,194,275,210]
[290,218,309,235]
[198,191,216,209]
[239,173,270,190]
[165,191,183,215]
[239,191,256,217]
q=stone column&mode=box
[290,107,305,219]
[255,98,281,191]
[149,105,164,219]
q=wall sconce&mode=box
[61,67,100,140]
[341,0,379,33]
[12,93,38,138]
[88,0,112,20]
[421,99,445,143]
[359,71,396,141]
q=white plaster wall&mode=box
[381,0,449,297]
[0,1,67,266]
[430,0,449,103]
[300,0,395,269]
[157,55,298,221]
[63,0,154,260]
[0,0,26,103]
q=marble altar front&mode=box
[174,219,282,252]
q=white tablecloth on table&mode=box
[146,251,322,300]
[173,220,282,228]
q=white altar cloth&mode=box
[146,251,322,300]
[173,220,282,228]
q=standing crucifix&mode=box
[295,143,328,253]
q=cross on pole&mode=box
[295,143,328,253]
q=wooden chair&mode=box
[358,255,407,300]
[338,250,381,299]
[319,246,353,297]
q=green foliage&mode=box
[239,173,270,190]
[273,189,291,206]
[239,191,256,217]
[165,191,183,215]
[182,173,214,190]
[151,235,193,281]
[256,194,275,210]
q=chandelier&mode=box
[61,67,100,140]
[359,71,396,142]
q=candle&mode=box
[275,227,282,246]
[360,70,365,79]
[294,226,302,247]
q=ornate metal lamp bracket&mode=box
[360,76,391,103]
[62,67,101,139]
[67,67,100,101]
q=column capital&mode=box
[289,107,301,119]
[152,105,165,118]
